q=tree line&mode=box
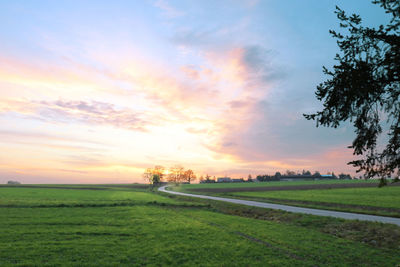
[256,170,353,182]
[143,165,196,188]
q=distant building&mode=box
[217,177,231,183]
[7,180,20,185]
[231,178,244,183]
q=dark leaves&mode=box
[304,0,400,183]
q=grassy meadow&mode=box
[0,184,399,266]
[177,180,400,217]
[180,179,378,189]
[231,187,400,215]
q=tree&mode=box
[143,167,163,191]
[286,170,296,176]
[153,165,165,181]
[168,165,185,184]
[247,174,252,182]
[184,169,196,183]
[312,171,321,178]
[143,168,154,184]
[304,0,400,185]
[152,174,161,184]
[338,173,352,180]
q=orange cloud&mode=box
[0,42,292,182]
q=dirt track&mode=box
[189,182,400,193]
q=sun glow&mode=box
[0,0,359,184]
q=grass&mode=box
[0,186,176,207]
[175,180,400,217]
[232,186,400,208]
[0,185,399,266]
[180,179,377,189]
[223,186,400,217]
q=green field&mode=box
[232,186,400,208]
[180,179,377,190]
[176,180,400,217]
[1,185,399,266]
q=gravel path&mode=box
[158,186,400,226]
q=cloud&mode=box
[229,99,254,109]
[188,46,286,160]
[172,29,215,47]
[0,39,299,177]
[0,129,104,145]
[0,55,106,97]
[242,45,285,82]
[153,0,184,18]
[1,99,151,131]
[245,0,260,7]
[180,65,200,79]
[171,43,354,174]
[58,169,88,174]
[61,154,107,167]
[185,127,209,134]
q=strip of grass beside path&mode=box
[173,182,400,217]
[228,186,400,217]
[162,192,400,253]
[181,179,377,189]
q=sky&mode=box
[0,0,390,183]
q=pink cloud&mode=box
[0,99,151,131]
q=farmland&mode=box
[177,180,400,217]
[181,179,379,190]
[1,184,400,266]
[230,187,400,216]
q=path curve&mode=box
[158,185,400,226]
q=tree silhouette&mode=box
[143,167,163,190]
[304,0,400,185]
[184,169,196,183]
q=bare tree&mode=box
[143,168,154,184]
[247,174,252,182]
[143,166,165,190]
[153,165,165,181]
[184,169,196,183]
[168,165,185,184]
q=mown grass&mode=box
[0,186,174,207]
[175,180,400,217]
[180,179,377,190]
[164,193,400,249]
[228,186,400,217]
[0,185,399,266]
[232,186,400,208]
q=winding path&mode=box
[158,186,400,226]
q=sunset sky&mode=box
[0,1,388,183]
